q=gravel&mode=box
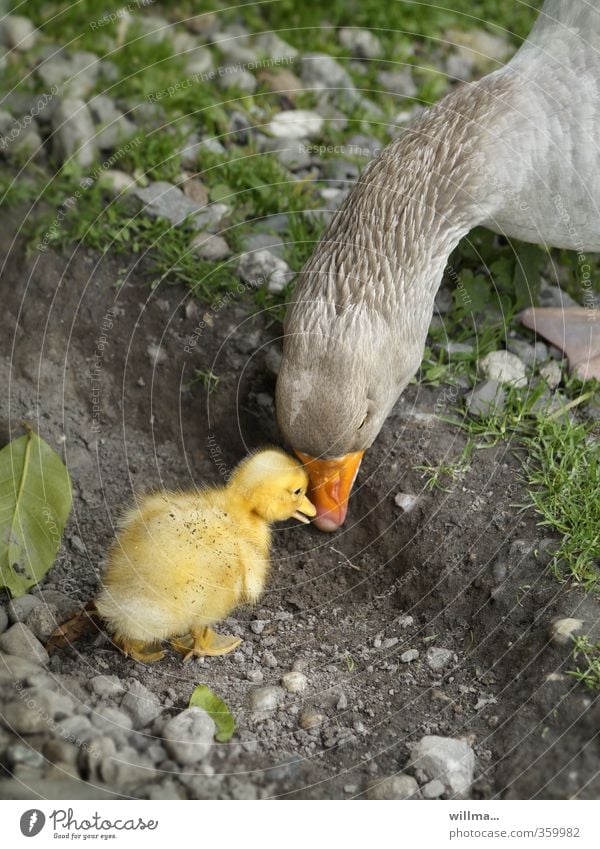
[25,604,59,642]
[237,249,294,293]
[339,27,381,58]
[480,351,527,387]
[2,689,74,735]
[365,774,420,799]
[248,686,283,713]
[422,778,446,798]
[467,378,507,417]
[88,94,136,149]
[281,671,308,694]
[400,649,419,663]
[91,705,134,733]
[190,233,232,261]
[409,735,476,798]
[120,680,162,728]
[298,710,325,730]
[267,109,324,139]
[0,623,49,665]
[7,594,42,623]
[161,707,216,764]
[130,181,229,232]
[1,15,37,51]
[51,97,96,166]
[426,647,454,673]
[377,68,417,97]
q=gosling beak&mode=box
[292,495,317,524]
[294,450,364,532]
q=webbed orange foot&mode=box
[114,635,165,663]
[170,627,241,662]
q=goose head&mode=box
[276,295,425,531]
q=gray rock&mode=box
[120,680,162,728]
[241,232,285,257]
[51,97,96,166]
[2,688,73,734]
[298,710,325,730]
[185,47,215,76]
[219,67,257,93]
[37,51,100,98]
[258,212,289,232]
[271,139,312,171]
[254,31,298,60]
[467,379,507,418]
[426,647,454,672]
[377,68,417,97]
[400,649,419,663]
[99,745,158,787]
[445,51,475,81]
[162,707,216,764]
[409,735,476,798]
[213,32,258,65]
[0,607,7,635]
[32,589,79,622]
[549,618,584,647]
[480,350,527,386]
[249,686,283,713]
[1,15,37,51]
[268,109,324,139]
[262,650,278,668]
[339,27,382,59]
[422,778,446,798]
[366,774,420,799]
[507,338,548,366]
[88,94,136,149]
[7,595,42,623]
[98,169,136,195]
[264,347,282,376]
[301,53,357,97]
[321,157,360,185]
[394,492,420,512]
[246,668,264,684]
[281,671,307,694]
[91,705,134,734]
[0,623,49,665]
[6,742,44,769]
[88,674,126,698]
[237,249,294,293]
[190,232,231,261]
[538,281,578,308]
[54,715,95,744]
[540,360,562,389]
[0,651,45,682]
[446,28,512,74]
[25,604,59,642]
[130,181,228,232]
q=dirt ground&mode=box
[0,209,598,800]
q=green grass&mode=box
[190,368,221,394]
[568,636,600,690]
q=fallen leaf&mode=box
[189,684,235,742]
[46,601,100,653]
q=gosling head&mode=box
[229,449,317,525]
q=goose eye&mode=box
[293,488,302,495]
[358,413,368,430]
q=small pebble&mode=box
[401,649,419,663]
[249,686,283,713]
[426,647,454,673]
[0,623,49,665]
[281,671,307,694]
[549,618,584,646]
[422,778,445,799]
[298,710,325,730]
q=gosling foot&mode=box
[170,627,241,662]
[114,635,165,663]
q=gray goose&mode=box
[276,0,600,530]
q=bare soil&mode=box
[1,211,598,800]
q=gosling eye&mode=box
[292,488,303,496]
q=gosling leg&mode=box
[170,627,241,662]
[114,635,165,663]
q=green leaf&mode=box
[189,684,236,742]
[0,426,72,597]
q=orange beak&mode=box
[294,450,364,532]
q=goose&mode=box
[276,0,600,531]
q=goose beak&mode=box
[294,450,364,532]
